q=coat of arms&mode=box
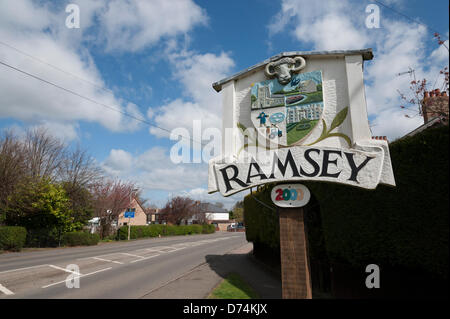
[250,69,324,147]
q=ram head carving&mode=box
[264,56,306,85]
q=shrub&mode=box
[118,224,215,240]
[243,126,449,280]
[202,224,216,234]
[0,226,27,251]
[62,231,100,246]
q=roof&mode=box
[198,202,228,214]
[212,48,374,92]
[401,116,446,139]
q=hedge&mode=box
[118,224,215,240]
[62,231,100,246]
[244,125,449,279]
[0,226,27,251]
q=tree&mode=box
[91,179,137,238]
[231,201,244,223]
[59,146,102,188]
[3,178,79,247]
[398,33,449,119]
[0,131,26,219]
[59,146,102,225]
[159,197,198,225]
[23,128,65,180]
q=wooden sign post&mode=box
[279,207,312,299]
[272,183,312,299]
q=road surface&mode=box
[0,232,247,298]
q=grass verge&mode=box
[208,273,260,299]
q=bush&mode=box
[118,224,215,240]
[202,224,216,234]
[62,231,100,246]
[0,226,27,251]
[243,126,449,280]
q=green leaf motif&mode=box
[306,106,352,147]
[329,107,348,132]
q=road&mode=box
[0,232,247,298]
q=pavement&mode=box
[0,232,281,299]
[143,243,282,299]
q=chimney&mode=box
[422,89,449,124]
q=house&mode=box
[188,202,233,231]
[117,198,147,226]
[402,89,448,139]
[145,207,162,224]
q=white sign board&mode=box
[208,49,395,197]
[271,184,311,208]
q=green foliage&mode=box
[118,224,215,240]
[62,182,94,226]
[62,231,99,246]
[0,226,27,251]
[307,125,449,279]
[208,273,260,299]
[202,224,216,234]
[244,126,449,279]
[231,207,244,223]
[243,185,279,250]
[3,178,82,247]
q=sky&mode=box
[0,0,448,209]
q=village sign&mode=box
[208,49,396,197]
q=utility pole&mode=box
[128,188,138,241]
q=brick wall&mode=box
[422,89,449,123]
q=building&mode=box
[422,89,448,124]
[145,207,161,224]
[117,198,147,227]
[187,202,232,231]
[400,88,448,139]
[286,103,323,124]
[253,85,285,109]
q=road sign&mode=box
[124,211,135,218]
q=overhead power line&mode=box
[0,40,110,94]
[0,59,206,147]
[372,0,449,47]
[0,39,168,123]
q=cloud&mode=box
[95,0,208,52]
[148,51,235,139]
[0,0,194,138]
[177,187,245,210]
[268,0,369,50]
[269,0,449,140]
[101,146,209,191]
[102,145,243,209]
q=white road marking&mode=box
[129,254,160,263]
[41,267,112,289]
[92,257,123,264]
[0,264,49,275]
[0,283,14,295]
[119,253,145,259]
[144,246,177,252]
[48,265,82,276]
